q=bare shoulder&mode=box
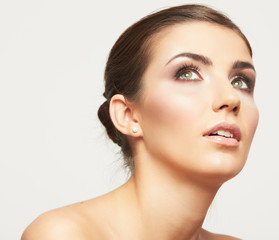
[21,209,81,240]
[21,200,107,240]
[202,229,242,240]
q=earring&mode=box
[132,127,138,133]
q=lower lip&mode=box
[204,135,239,147]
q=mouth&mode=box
[203,122,241,147]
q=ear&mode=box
[109,94,142,137]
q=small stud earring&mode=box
[132,127,138,133]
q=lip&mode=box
[203,122,242,147]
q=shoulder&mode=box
[21,209,84,240]
[21,204,103,240]
[201,229,242,240]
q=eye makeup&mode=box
[230,71,256,94]
[170,59,256,94]
[174,63,203,81]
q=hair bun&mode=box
[97,100,121,146]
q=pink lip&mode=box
[203,122,242,147]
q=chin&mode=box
[201,154,247,184]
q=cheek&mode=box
[139,87,207,148]
[241,97,259,146]
[138,92,199,165]
[141,92,196,132]
[247,104,259,140]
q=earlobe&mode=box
[109,94,142,137]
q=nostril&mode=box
[219,105,228,110]
[218,104,239,114]
[233,106,239,113]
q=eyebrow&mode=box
[166,52,256,73]
[232,60,256,72]
[166,52,213,66]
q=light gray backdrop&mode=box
[0,0,278,239]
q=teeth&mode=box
[212,130,233,138]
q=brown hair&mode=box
[97,4,252,172]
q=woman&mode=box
[22,4,258,240]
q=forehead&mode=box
[148,22,252,66]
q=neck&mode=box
[118,156,221,240]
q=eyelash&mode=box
[174,64,202,80]
[174,64,255,93]
[230,73,255,93]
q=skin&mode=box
[21,22,259,240]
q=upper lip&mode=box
[203,122,242,141]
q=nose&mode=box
[212,79,241,115]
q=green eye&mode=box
[178,70,200,80]
[231,77,248,90]
[180,71,193,80]
[174,64,202,81]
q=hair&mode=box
[97,4,252,173]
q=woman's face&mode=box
[135,22,259,182]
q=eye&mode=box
[175,64,202,81]
[231,76,249,90]
[178,70,200,80]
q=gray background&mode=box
[0,0,278,239]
